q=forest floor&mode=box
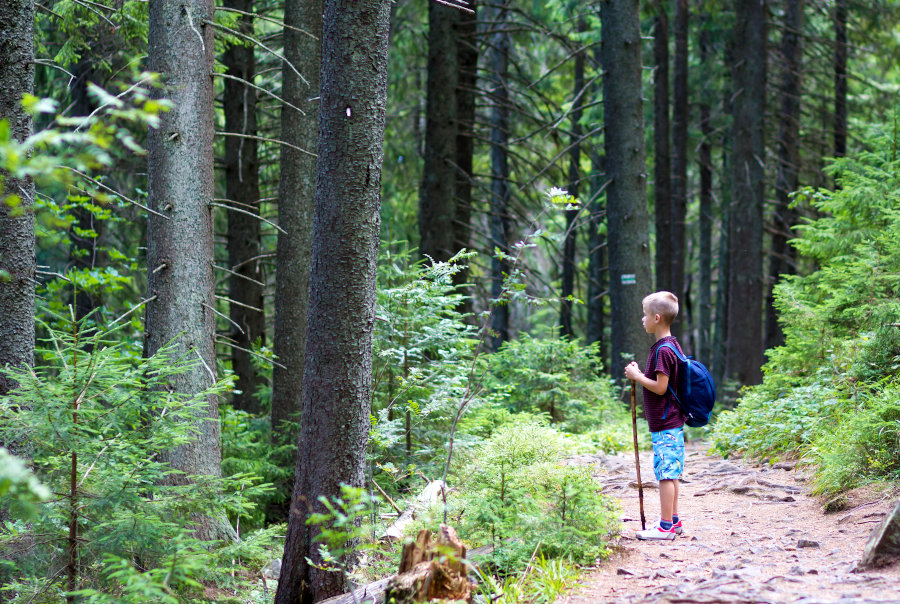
[560,441,900,604]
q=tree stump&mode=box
[859,500,900,568]
[383,525,472,603]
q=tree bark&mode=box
[223,0,264,413]
[653,0,671,294]
[146,0,230,540]
[560,19,586,339]
[726,0,766,386]
[601,0,653,380]
[489,0,511,351]
[453,1,477,315]
[271,0,322,444]
[767,0,803,351]
[273,0,391,601]
[419,1,459,264]
[0,0,36,401]
[670,0,688,332]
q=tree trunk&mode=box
[560,19,586,339]
[697,16,713,364]
[223,0,264,413]
[0,0,36,399]
[271,0,322,444]
[833,0,847,160]
[273,0,391,601]
[489,0,511,351]
[419,1,459,264]
[586,148,607,358]
[653,0,671,294]
[767,0,803,351]
[146,0,230,541]
[601,0,652,380]
[453,1,477,315]
[712,74,731,391]
[69,60,103,325]
[726,0,766,387]
[670,0,688,332]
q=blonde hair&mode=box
[643,291,679,325]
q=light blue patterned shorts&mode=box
[652,427,685,481]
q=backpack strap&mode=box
[652,342,686,420]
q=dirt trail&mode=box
[561,442,900,603]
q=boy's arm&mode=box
[624,362,670,395]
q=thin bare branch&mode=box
[201,302,245,336]
[213,72,306,116]
[215,337,287,370]
[214,295,263,314]
[203,19,308,86]
[61,167,170,220]
[209,201,287,234]
[214,131,315,157]
[109,296,157,326]
[214,264,266,288]
[215,6,317,39]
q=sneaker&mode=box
[672,519,683,535]
[636,522,677,541]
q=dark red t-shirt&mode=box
[642,336,685,432]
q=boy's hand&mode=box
[624,361,642,382]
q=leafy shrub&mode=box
[477,332,621,433]
[453,421,619,571]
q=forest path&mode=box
[560,441,900,603]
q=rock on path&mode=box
[561,442,900,603]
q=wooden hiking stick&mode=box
[630,379,646,530]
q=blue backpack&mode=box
[654,342,716,428]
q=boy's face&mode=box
[641,304,661,334]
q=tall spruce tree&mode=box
[0,0,36,401]
[222,0,265,413]
[601,0,652,380]
[274,0,392,600]
[726,0,766,386]
[767,0,804,350]
[271,0,322,445]
[419,1,460,264]
[489,0,512,351]
[670,0,688,330]
[146,0,231,540]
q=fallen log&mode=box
[381,480,446,542]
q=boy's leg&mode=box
[659,479,675,521]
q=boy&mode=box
[624,291,685,540]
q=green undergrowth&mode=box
[712,132,900,497]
